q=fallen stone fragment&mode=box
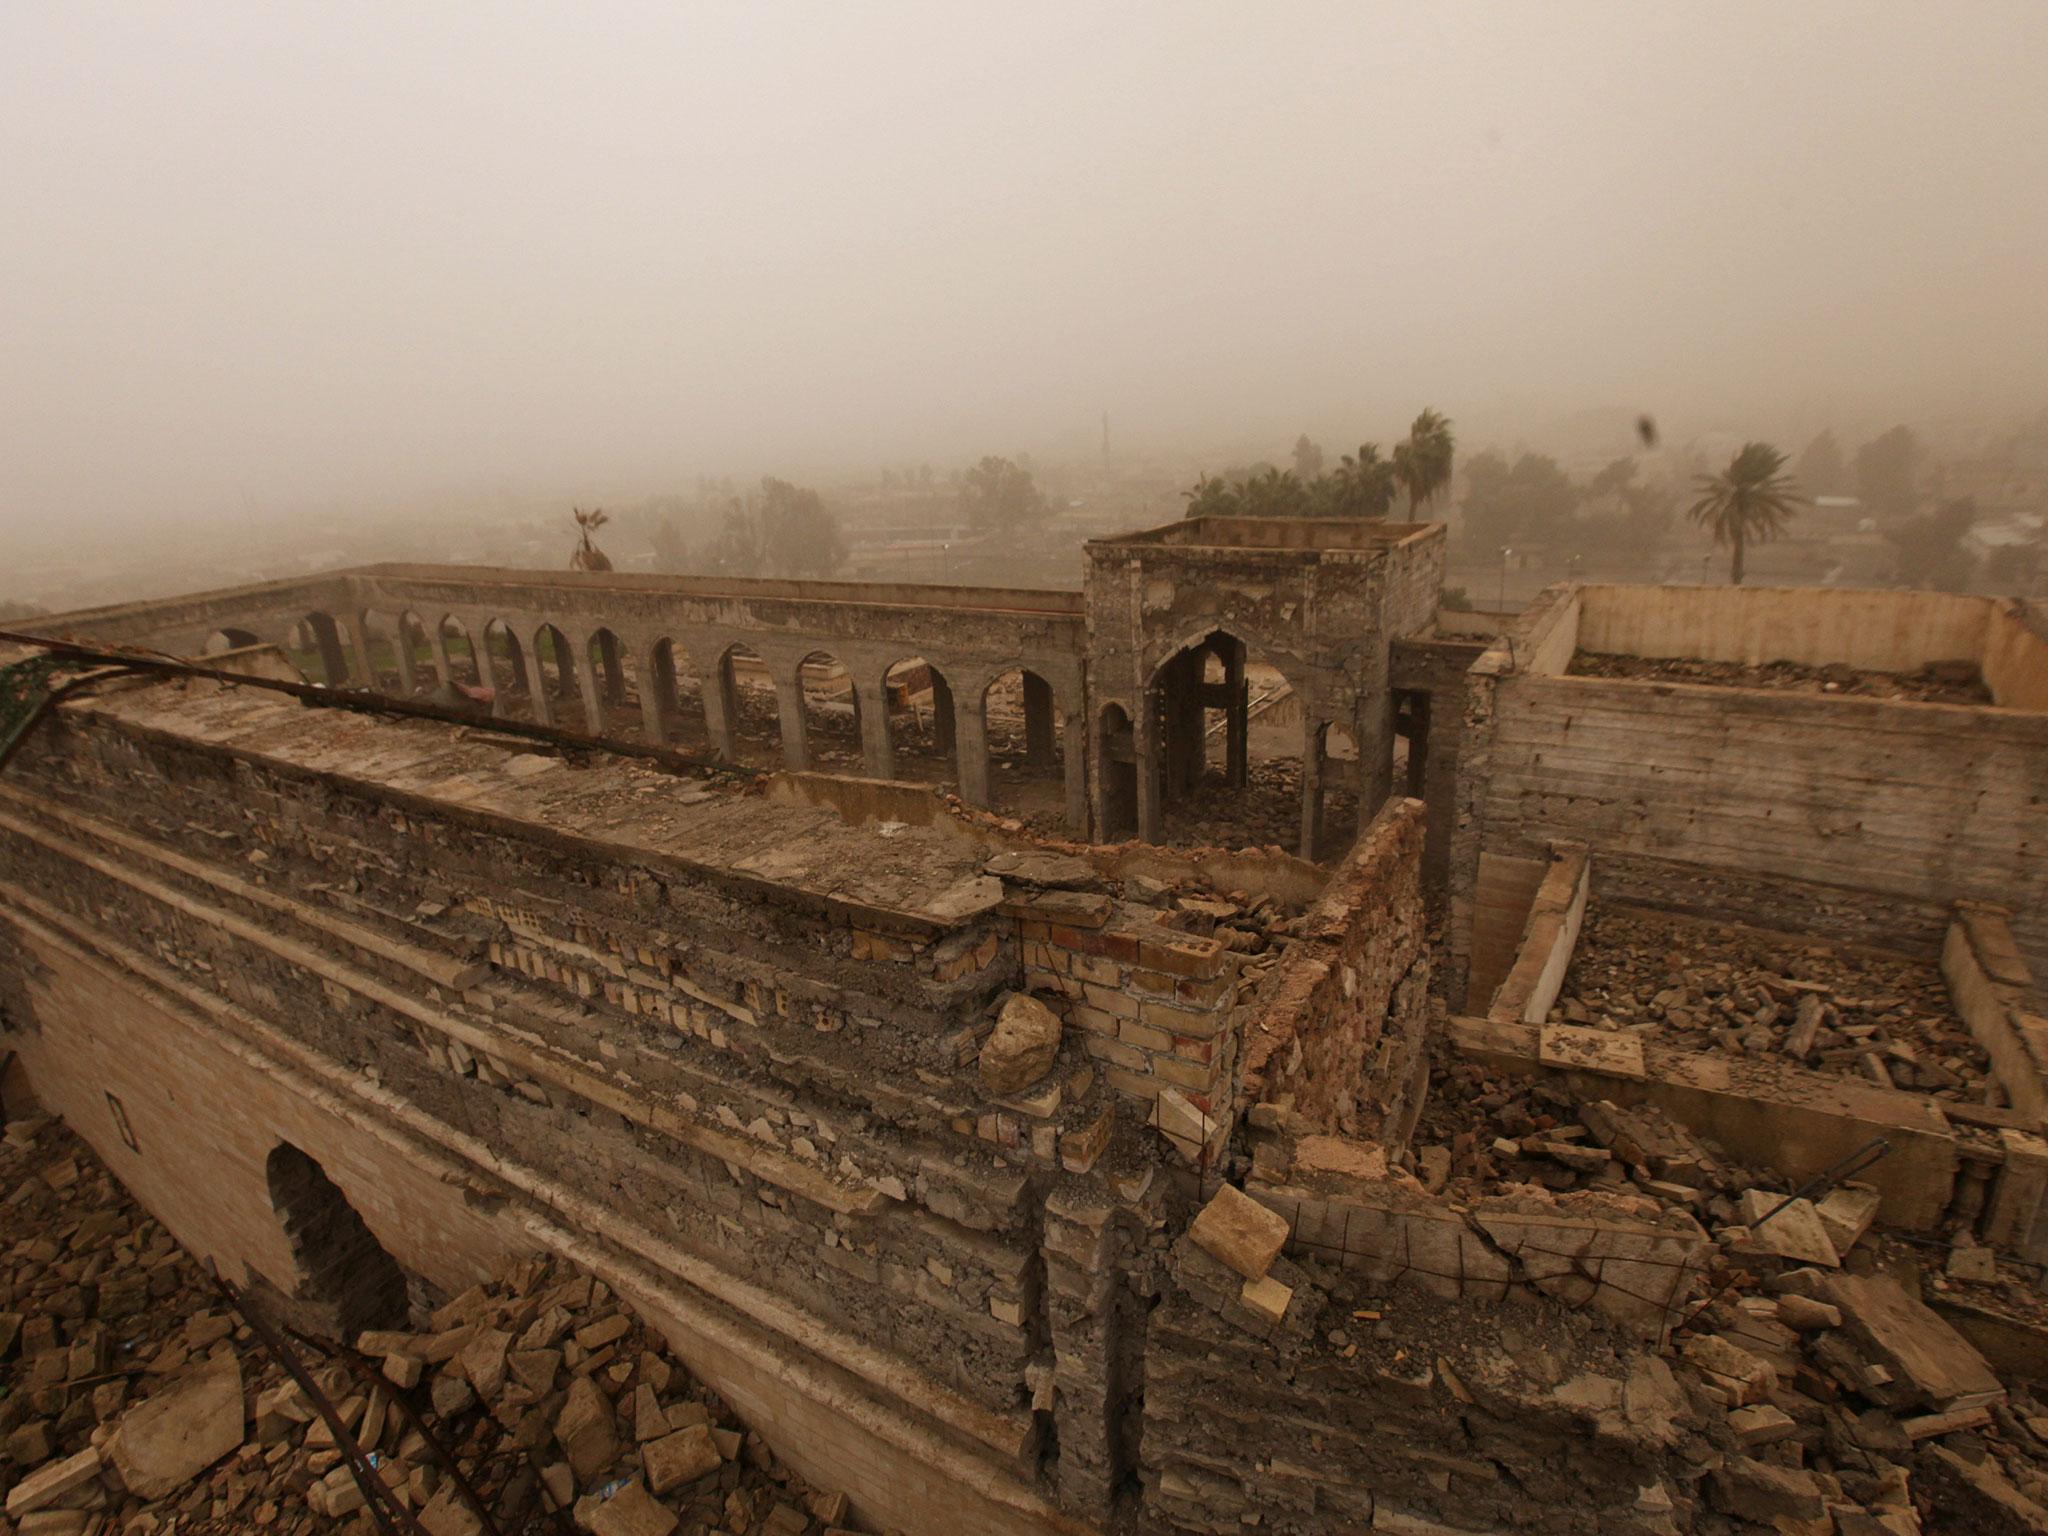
[979,993,1062,1095]
[587,1478,679,1536]
[1821,1271,2004,1410]
[644,1423,723,1493]
[4,1446,102,1519]
[555,1375,618,1485]
[1708,1456,1824,1524]
[106,1351,245,1500]
[1736,1191,1840,1267]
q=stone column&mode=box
[1357,675,1396,818]
[955,689,990,806]
[778,663,811,771]
[573,637,607,735]
[641,642,671,745]
[310,614,350,688]
[861,680,896,779]
[340,614,376,691]
[425,625,453,687]
[703,650,741,761]
[392,618,419,695]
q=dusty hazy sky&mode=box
[4,1,2046,528]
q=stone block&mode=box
[1189,1184,1290,1281]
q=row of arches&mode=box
[241,608,1080,829]
[212,611,1391,861]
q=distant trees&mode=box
[704,478,847,578]
[649,516,688,572]
[960,456,1047,534]
[1391,409,1456,521]
[1796,430,1850,498]
[1688,443,1805,585]
[1854,426,1921,521]
[1887,496,1977,591]
[1460,451,1578,551]
[1179,419,1427,522]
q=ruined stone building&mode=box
[3,516,2047,1534]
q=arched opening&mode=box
[1,1052,42,1123]
[264,1143,409,1340]
[357,612,404,691]
[1097,704,1138,841]
[533,624,581,727]
[718,644,783,765]
[284,613,350,685]
[883,658,957,784]
[1147,629,1302,852]
[440,616,484,688]
[201,627,262,655]
[484,619,532,712]
[982,668,1064,829]
[796,651,861,769]
[649,639,710,749]
[585,628,633,705]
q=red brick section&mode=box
[1009,890,1240,1117]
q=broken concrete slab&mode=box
[1821,1271,2005,1409]
[106,1351,245,1500]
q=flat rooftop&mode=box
[1087,515,1441,555]
[57,674,1005,929]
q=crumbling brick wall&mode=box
[1239,799,1431,1147]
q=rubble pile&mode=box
[0,1117,866,1536]
[1568,651,1993,705]
[1548,904,1990,1099]
[1405,1058,2048,1530]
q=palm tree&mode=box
[1329,443,1397,518]
[1688,443,1805,585]
[569,507,614,572]
[1391,408,1455,521]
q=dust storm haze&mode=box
[3,1,2047,601]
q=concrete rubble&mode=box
[0,1117,870,1536]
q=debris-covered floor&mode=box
[1545,902,1992,1102]
[0,1116,863,1536]
[1567,651,1992,705]
[1403,1049,2048,1531]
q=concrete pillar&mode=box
[1023,672,1057,768]
[526,635,556,727]
[426,625,453,687]
[309,615,350,687]
[573,637,607,735]
[862,681,896,779]
[642,642,671,744]
[1299,719,1326,860]
[779,663,811,771]
[392,618,419,695]
[706,649,743,761]
[1060,706,1089,835]
[955,690,990,806]
[340,615,375,690]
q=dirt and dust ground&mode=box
[1568,651,1991,705]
